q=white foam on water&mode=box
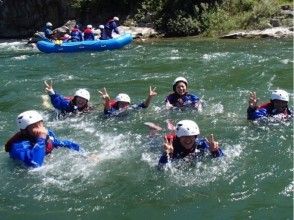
[280,59,293,64]
[202,52,230,61]
[202,101,224,116]
[279,180,294,197]
[12,55,29,60]
[230,189,253,201]
[0,41,34,52]
[169,56,181,60]
[142,142,244,187]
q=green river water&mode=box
[0,38,293,220]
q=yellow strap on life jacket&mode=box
[54,40,63,45]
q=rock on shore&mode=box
[220,27,293,39]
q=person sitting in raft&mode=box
[247,89,292,121]
[83,24,95,41]
[104,16,120,39]
[44,80,93,117]
[44,22,54,40]
[59,33,71,42]
[165,77,202,111]
[70,24,83,42]
[158,120,223,167]
[98,86,157,116]
[4,110,80,167]
[98,25,108,40]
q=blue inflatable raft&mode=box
[36,34,133,53]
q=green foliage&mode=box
[203,0,282,36]
[164,11,202,36]
[67,0,289,37]
[241,0,280,28]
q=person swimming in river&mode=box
[165,77,202,111]
[98,86,157,117]
[247,89,292,121]
[44,80,93,117]
[4,110,81,167]
[158,119,223,168]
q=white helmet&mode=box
[98,25,104,29]
[16,110,43,130]
[87,24,92,29]
[74,89,90,101]
[271,89,289,102]
[173,77,188,86]
[173,77,188,91]
[46,22,53,27]
[175,120,200,137]
[115,93,131,103]
[113,17,119,21]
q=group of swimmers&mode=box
[44,16,120,42]
[4,76,292,168]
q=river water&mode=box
[0,38,293,219]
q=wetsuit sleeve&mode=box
[158,153,169,165]
[247,107,268,120]
[131,102,148,109]
[49,92,70,111]
[49,130,80,151]
[10,139,46,167]
[53,139,80,151]
[104,107,116,115]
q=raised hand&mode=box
[149,86,157,98]
[144,86,157,108]
[208,134,219,152]
[163,135,174,155]
[248,91,258,108]
[98,87,110,101]
[44,80,54,94]
[32,125,48,139]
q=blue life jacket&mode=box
[165,92,200,108]
[99,28,109,40]
[44,27,53,39]
[70,28,83,42]
[104,20,119,39]
[83,28,95,41]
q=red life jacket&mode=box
[84,28,93,34]
[107,99,118,109]
[258,102,271,109]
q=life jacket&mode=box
[70,28,82,41]
[258,102,291,117]
[258,102,272,109]
[5,132,54,154]
[107,99,119,110]
[84,28,93,34]
[166,92,188,107]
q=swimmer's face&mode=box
[272,99,288,113]
[175,82,187,96]
[117,101,129,109]
[75,96,88,108]
[179,136,196,149]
